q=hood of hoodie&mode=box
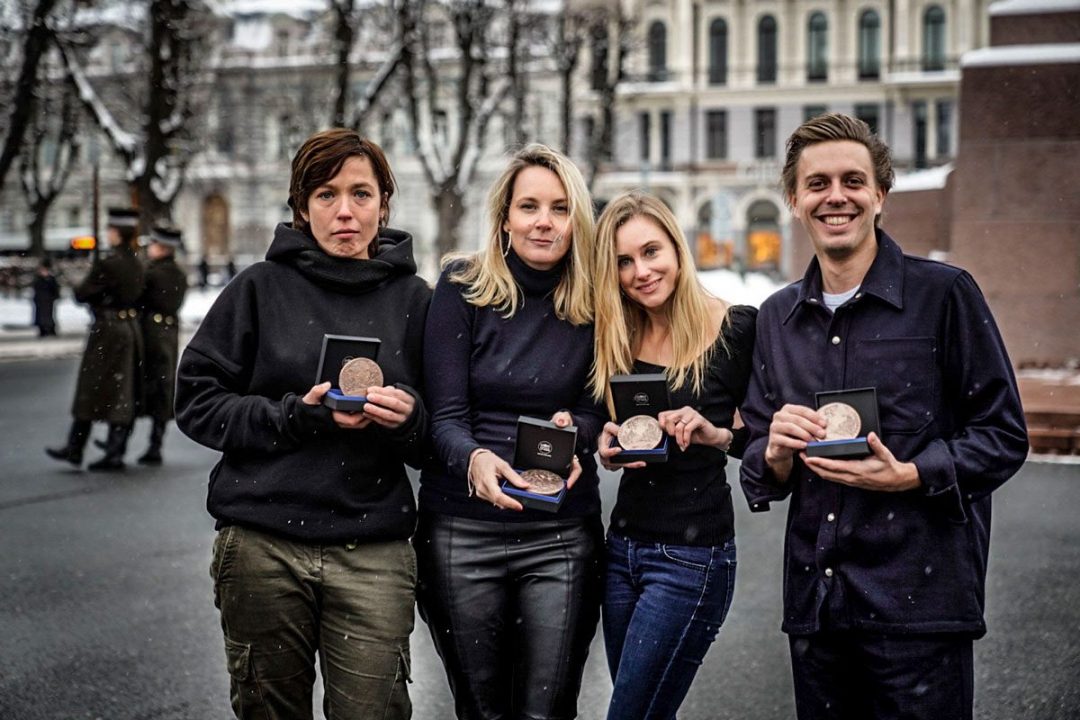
[265,223,418,294]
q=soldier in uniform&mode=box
[46,207,146,471]
[134,226,188,464]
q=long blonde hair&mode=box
[444,144,595,325]
[590,191,729,416]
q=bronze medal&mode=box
[617,414,663,451]
[521,468,565,495]
[819,402,861,440]
[339,357,383,396]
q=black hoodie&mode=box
[176,223,431,544]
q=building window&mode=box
[639,112,651,163]
[659,111,672,170]
[705,110,727,160]
[804,105,828,122]
[591,24,608,91]
[648,21,667,81]
[913,101,928,168]
[708,18,728,85]
[755,108,776,159]
[936,100,952,157]
[807,12,828,82]
[216,93,234,155]
[923,6,946,71]
[855,103,880,135]
[277,114,294,160]
[757,15,777,84]
[858,10,881,79]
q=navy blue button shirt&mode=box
[740,231,1028,637]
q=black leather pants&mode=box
[416,513,603,720]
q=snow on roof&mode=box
[231,17,274,51]
[892,164,953,193]
[990,0,1080,17]
[962,43,1080,68]
[67,3,145,32]
[222,0,328,19]
[885,69,962,85]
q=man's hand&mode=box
[765,404,826,482]
[802,432,921,492]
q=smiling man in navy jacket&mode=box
[739,113,1028,720]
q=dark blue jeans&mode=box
[602,531,737,720]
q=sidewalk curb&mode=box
[0,328,196,363]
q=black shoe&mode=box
[45,446,83,466]
[87,456,126,472]
[137,448,162,465]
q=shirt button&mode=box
[825,568,834,578]
[827,512,836,522]
[831,336,841,345]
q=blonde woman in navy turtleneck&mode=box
[417,144,605,720]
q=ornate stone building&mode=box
[589,0,994,277]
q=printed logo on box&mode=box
[538,441,553,457]
[633,392,650,406]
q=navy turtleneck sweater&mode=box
[419,250,604,521]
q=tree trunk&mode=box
[330,0,355,128]
[433,185,465,260]
[28,205,47,258]
[0,0,60,196]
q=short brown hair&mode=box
[781,112,894,202]
[288,129,396,234]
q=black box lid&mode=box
[316,334,381,388]
[513,416,577,476]
[610,373,670,422]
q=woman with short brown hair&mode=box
[176,128,429,719]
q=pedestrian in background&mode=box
[32,257,61,337]
[134,226,188,465]
[176,129,428,719]
[740,113,1028,720]
[197,255,209,288]
[46,207,145,471]
[416,144,605,720]
[591,191,757,720]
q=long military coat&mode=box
[72,245,145,424]
[138,256,188,420]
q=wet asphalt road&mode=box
[1,357,1077,719]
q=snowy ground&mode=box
[0,286,221,337]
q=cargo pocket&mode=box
[324,639,411,719]
[224,637,251,681]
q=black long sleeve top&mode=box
[175,224,430,545]
[610,305,757,547]
[419,250,605,521]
